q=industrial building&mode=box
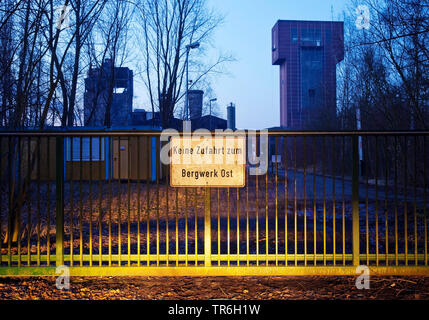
[83,59,230,131]
[7,128,162,182]
[77,60,231,181]
[131,90,229,131]
[272,20,344,129]
[227,103,236,130]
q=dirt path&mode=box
[0,276,428,300]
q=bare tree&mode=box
[352,0,429,129]
[63,0,107,127]
[135,0,233,128]
[0,0,111,243]
[0,0,63,243]
[83,0,133,127]
[336,0,429,188]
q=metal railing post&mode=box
[204,187,211,266]
[352,135,360,266]
[56,136,65,266]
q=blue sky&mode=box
[133,0,351,129]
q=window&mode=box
[272,29,277,51]
[291,28,298,43]
[300,47,323,109]
[308,89,316,106]
[301,28,321,42]
[66,137,105,161]
[325,29,332,44]
[114,87,126,94]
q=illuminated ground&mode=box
[0,276,428,300]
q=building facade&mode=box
[272,20,344,129]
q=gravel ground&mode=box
[2,179,423,259]
[0,276,428,300]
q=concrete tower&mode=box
[272,20,344,128]
[227,103,236,130]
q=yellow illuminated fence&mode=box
[0,132,428,276]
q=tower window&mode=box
[301,28,321,42]
[272,29,277,51]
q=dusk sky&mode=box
[134,0,351,129]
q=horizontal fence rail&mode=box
[0,131,428,276]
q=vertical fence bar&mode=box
[118,136,121,266]
[375,136,379,266]
[246,154,249,266]
[185,188,188,266]
[194,188,198,265]
[79,137,83,266]
[322,136,326,266]
[256,134,259,266]
[275,136,278,266]
[294,136,297,266]
[69,138,73,266]
[314,136,317,266]
[204,187,211,267]
[303,137,307,266]
[237,186,240,266]
[175,186,179,266]
[7,136,12,267]
[27,137,31,266]
[56,136,64,267]
[37,136,41,267]
[137,137,141,266]
[265,147,268,266]
[108,137,112,267]
[0,138,2,264]
[352,135,360,267]
[365,136,369,266]
[89,136,93,266]
[385,136,389,266]
[403,136,408,266]
[166,144,169,267]
[394,136,398,266]
[0,138,2,265]
[284,136,288,265]
[332,136,336,266]
[342,136,345,266]
[99,137,102,266]
[146,136,150,266]
[46,137,51,265]
[127,136,131,266]
[156,138,160,266]
[17,137,21,267]
[227,187,230,266]
[413,135,418,265]
[424,135,427,266]
[217,188,220,265]
[256,160,259,265]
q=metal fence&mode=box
[0,130,428,276]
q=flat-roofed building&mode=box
[272,20,344,129]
